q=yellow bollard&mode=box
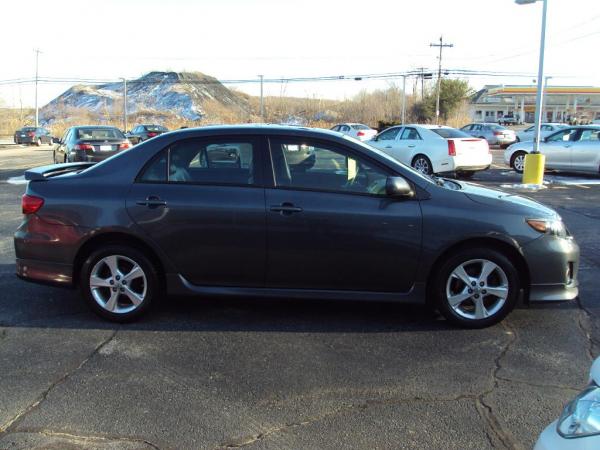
[522,153,545,185]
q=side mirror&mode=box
[386,176,414,198]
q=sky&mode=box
[1,0,599,108]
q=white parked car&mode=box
[367,124,492,178]
[535,357,600,450]
[331,123,377,141]
[516,123,567,142]
[504,126,600,174]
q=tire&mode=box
[412,154,433,175]
[457,171,475,179]
[511,151,527,173]
[432,248,520,328]
[80,245,159,322]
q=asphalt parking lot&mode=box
[0,141,599,450]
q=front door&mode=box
[126,136,267,287]
[542,128,578,170]
[265,137,422,293]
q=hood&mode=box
[459,182,558,219]
[592,357,600,385]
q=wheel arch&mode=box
[424,237,530,306]
[73,231,167,288]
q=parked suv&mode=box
[126,124,168,145]
[14,127,53,146]
[53,126,131,164]
[16,126,579,328]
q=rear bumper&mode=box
[16,258,74,287]
[437,154,493,173]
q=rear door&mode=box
[264,136,422,292]
[570,128,600,172]
[393,127,424,165]
[126,135,267,287]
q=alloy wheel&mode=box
[445,259,509,321]
[513,153,525,172]
[413,157,431,175]
[89,255,147,314]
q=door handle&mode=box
[408,144,416,148]
[385,145,393,149]
[136,196,167,208]
[270,202,303,215]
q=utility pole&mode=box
[34,48,41,127]
[258,75,264,122]
[430,36,453,124]
[120,78,128,131]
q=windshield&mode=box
[431,128,470,139]
[351,124,370,130]
[76,127,124,140]
[22,127,37,132]
[488,125,506,131]
[146,125,167,132]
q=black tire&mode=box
[511,151,527,173]
[411,154,433,175]
[432,248,520,328]
[80,244,159,322]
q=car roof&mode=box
[412,124,454,130]
[72,125,122,129]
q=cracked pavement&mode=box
[0,143,598,449]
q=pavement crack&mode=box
[4,429,161,449]
[0,329,119,436]
[474,320,522,450]
[576,296,598,361]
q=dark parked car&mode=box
[53,126,132,164]
[14,127,53,146]
[126,124,168,145]
[16,126,579,327]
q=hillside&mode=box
[41,71,251,122]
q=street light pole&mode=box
[401,75,406,125]
[34,49,41,127]
[516,0,548,185]
[120,78,128,132]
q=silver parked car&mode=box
[461,123,517,148]
[516,123,567,143]
[505,126,600,174]
[330,123,378,141]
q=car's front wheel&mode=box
[412,155,433,175]
[80,245,159,322]
[432,248,520,328]
[511,151,527,173]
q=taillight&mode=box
[22,194,44,215]
[356,131,365,137]
[27,131,35,137]
[74,144,94,151]
[119,142,130,150]
[493,131,503,136]
[447,140,456,156]
[147,132,157,137]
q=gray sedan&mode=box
[461,123,517,148]
[505,126,600,174]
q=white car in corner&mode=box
[367,124,492,178]
[516,123,567,142]
[535,357,600,450]
[330,123,377,141]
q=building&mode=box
[470,85,600,124]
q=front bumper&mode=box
[535,421,600,450]
[522,234,580,302]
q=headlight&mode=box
[558,384,600,438]
[526,218,567,237]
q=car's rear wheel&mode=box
[412,155,433,175]
[432,248,519,328]
[511,151,527,173]
[80,245,159,322]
